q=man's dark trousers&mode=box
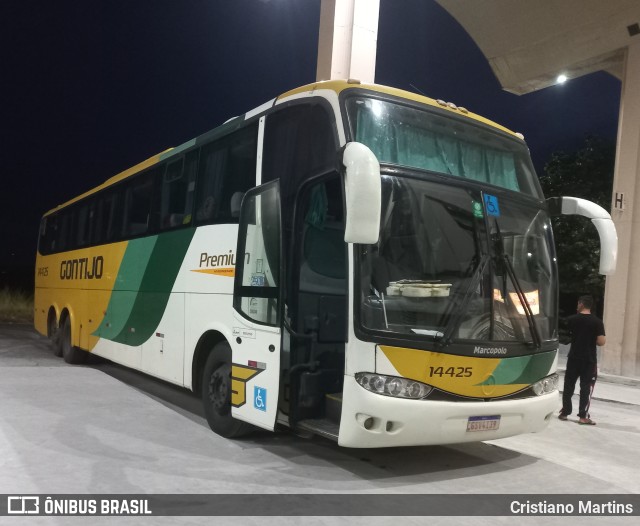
[562,356,598,418]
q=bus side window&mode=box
[159,150,198,230]
[91,198,104,246]
[296,177,347,341]
[301,178,346,284]
[42,198,99,252]
[195,123,258,225]
[101,190,122,243]
[56,210,71,252]
[160,158,184,229]
[39,215,57,255]
[218,128,257,223]
[183,149,198,224]
[76,200,96,248]
[262,103,337,189]
[196,141,224,223]
[122,172,155,238]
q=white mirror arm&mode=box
[548,196,618,275]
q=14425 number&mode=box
[428,366,472,378]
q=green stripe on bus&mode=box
[93,237,158,340]
[111,228,195,346]
[95,229,195,346]
[508,350,556,385]
[475,351,556,386]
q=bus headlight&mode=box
[355,373,433,399]
[532,374,559,396]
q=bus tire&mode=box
[61,316,87,365]
[202,342,253,438]
[48,313,62,357]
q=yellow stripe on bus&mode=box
[379,345,528,398]
[35,242,129,351]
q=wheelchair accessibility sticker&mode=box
[254,386,267,412]
[484,194,501,217]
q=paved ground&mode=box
[1,323,639,525]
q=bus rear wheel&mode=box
[61,317,87,365]
[202,342,253,438]
[48,313,62,357]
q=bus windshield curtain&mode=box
[355,109,519,192]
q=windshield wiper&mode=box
[441,254,490,345]
[493,221,542,348]
[500,253,541,348]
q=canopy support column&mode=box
[316,0,380,83]
[603,40,640,376]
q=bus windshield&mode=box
[347,96,543,199]
[358,176,558,345]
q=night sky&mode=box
[0,0,621,282]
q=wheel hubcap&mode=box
[208,364,230,415]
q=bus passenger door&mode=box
[231,181,282,431]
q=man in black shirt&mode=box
[559,295,606,425]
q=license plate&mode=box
[467,415,501,432]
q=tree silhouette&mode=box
[539,135,615,318]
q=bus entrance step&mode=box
[297,419,339,442]
[325,392,343,424]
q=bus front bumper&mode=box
[338,375,559,448]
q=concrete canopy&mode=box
[435,1,640,376]
[436,0,640,94]
[314,0,640,375]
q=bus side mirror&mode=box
[547,196,618,275]
[342,142,381,244]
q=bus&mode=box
[34,80,617,447]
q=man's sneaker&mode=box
[558,411,568,421]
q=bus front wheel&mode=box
[60,317,87,365]
[202,342,253,438]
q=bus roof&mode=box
[44,80,520,216]
[278,79,517,136]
